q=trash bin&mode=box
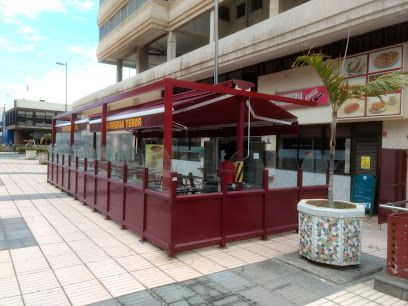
[387,212,408,279]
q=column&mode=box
[167,31,177,61]
[209,9,215,43]
[135,46,149,73]
[269,0,280,17]
[116,60,123,82]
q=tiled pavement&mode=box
[0,156,406,306]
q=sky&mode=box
[0,0,130,109]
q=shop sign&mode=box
[107,117,142,131]
[338,45,403,119]
[57,123,87,133]
[60,125,79,133]
[276,86,329,109]
[361,156,371,170]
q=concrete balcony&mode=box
[77,0,408,108]
[97,0,169,64]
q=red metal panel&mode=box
[108,179,124,224]
[387,213,408,279]
[174,194,223,252]
[47,162,52,183]
[144,192,170,250]
[69,167,76,196]
[299,186,328,200]
[224,191,264,241]
[123,184,144,235]
[57,163,64,189]
[95,176,108,214]
[85,174,95,208]
[266,188,299,234]
[76,172,85,202]
[378,149,407,224]
[63,164,70,192]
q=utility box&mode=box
[387,212,408,279]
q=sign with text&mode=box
[361,156,371,170]
[351,174,377,216]
[107,117,142,131]
[338,44,403,119]
[275,86,329,109]
[89,113,164,133]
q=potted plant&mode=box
[294,54,408,266]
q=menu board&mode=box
[338,45,403,119]
[145,144,163,171]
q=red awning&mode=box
[58,78,316,137]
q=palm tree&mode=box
[294,54,408,208]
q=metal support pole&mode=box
[65,62,68,112]
[214,0,219,84]
[70,114,75,148]
[163,81,173,188]
[101,104,107,160]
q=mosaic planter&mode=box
[38,153,48,164]
[298,199,365,266]
[25,150,37,160]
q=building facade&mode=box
[72,0,408,209]
[2,100,69,145]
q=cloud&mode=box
[0,0,95,23]
[0,36,35,52]
[0,0,64,21]
[66,0,95,11]
[18,25,42,42]
[0,61,116,106]
[69,46,96,60]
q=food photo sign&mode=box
[338,45,403,119]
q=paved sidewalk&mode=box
[0,157,406,305]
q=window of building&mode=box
[219,6,230,22]
[277,125,351,175]
[172,138,201,162]
[236,3,246,19]
[120,6,128,22]
[34,111,46,126]
[250,0,262,12]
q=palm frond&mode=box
[349,72,408,99]
[294,54,348,111]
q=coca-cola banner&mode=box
[275,86,329,109]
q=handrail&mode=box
[379,204,408,212]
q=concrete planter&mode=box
[25,150,37,160]
[38,153,48,164]
[298,199,365,266]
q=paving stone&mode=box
[207,271,255,292]
[238,286,293,306]
[152,283,197,304]
[0,218,38,251]
[118,291,163,306]
[209,294,252,306]
[277,252,385,286]
[182,276,232,302]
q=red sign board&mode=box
[276,86,329,109]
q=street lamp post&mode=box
[56,62,68,112]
